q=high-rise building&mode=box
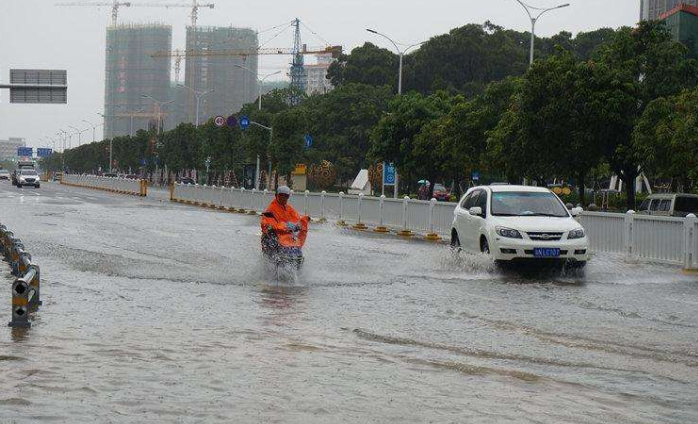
[641,0,698,20]
[104,24,172,139]
[183,26,258,124]
[662,4,698,57]
[0,137,27,160]
[304,53,335,96]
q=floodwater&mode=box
[0,182,697,423]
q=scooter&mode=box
[261,213,309,271]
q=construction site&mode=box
[58,1,342,140]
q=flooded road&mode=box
[1,182,697,423]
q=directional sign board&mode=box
[304,134,313,149]
[17,147,33,157]
[5,69,67,104]
[37,148,53,158]
[226,115,238,128]
[472,171,480,181]
[383,163,396,186]
[239,115,251,130]
[214,116,225,127]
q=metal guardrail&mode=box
[578,211,698,269]
[0,223,41,328]
[171,184,451,240]
[61,174,148,197]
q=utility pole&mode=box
[512,0,571,65]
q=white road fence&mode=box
[173,184,698,269]
[62,174,147,196]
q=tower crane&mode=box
[132,0,214,28]
[55,0,132,26]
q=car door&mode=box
[467,189,489,251]
[454,192,473,248]
[463,190,483,251]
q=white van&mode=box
[638,194,698,217]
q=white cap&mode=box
[277,186,291,196]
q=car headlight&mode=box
[496,227,523,239]
[568,228,586,239]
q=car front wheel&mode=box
[480,237,490,255]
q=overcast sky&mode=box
[0,0,640,148]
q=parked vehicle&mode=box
[52,172,63,182]
[0,170,10,180]
[638,193,698,217]
[103,173,118,178]
[451,185,588,268]
[433,183,451,201]
[16,169,41,188]
[178,177,196,185]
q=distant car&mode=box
[433,183,451,201]
[52,172,63,182]
[178,177,196,185]
[16,170,40,188]
[103,173,118,178]
[451,185,588,268]
[638,193,698,217]
[0,170,10,180]
[125,174,140,180]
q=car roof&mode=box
[470,185,551,194]
[646,193,698,199]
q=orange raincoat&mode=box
[261,198,309,248]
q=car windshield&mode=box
[0,170,9,174]
[21,170,38,176]
[434,184,447,191]
[491,191,569,217]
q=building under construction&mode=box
[104,24,172,139]
[182,26,259,123]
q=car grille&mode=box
[24,178,36,183]
[526,232,563,241]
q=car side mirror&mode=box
[571,207,583,217]
[469,206,483,217]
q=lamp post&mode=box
[141,95,174,134]
[82,119,102,143]
[366,29,425,95]
[234,65,282,111]
[249,121,273,191]
[97,113,115,172]
[70,126,89,147]
[177,85,214,127]
[512,0,570,65]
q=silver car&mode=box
[16,169,41,188]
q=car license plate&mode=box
[534,248,560,258]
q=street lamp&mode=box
[177,85,214,127]
[70,126,89,147]
[366,29,425,95]
[512,0,570,65]
[234,65,282,111]
[97,113,115,172]
[141,95,174,134]
[83,119,102,143]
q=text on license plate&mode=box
[534,248,560,258]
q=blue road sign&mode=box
[383,163,396,186]
[140,158,147,166]
[239,115,251,130]
[37,148,53,158]
[17,147,33,157]
[304,134,313,149]
[227,115,238,128]
[472,171,480,181]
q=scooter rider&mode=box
[261,186,308,252]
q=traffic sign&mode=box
[304,134,313,149]
[226,115,238,128]
[239,115,251,130]
[214,116,225,127]
[37,148,53,158]
[17,147,33,157]
[383,163,396,186]
[472,171,480,181]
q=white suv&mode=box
[451,185,589,268]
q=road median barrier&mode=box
[1,223,41,328]
[61,174,148,197]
